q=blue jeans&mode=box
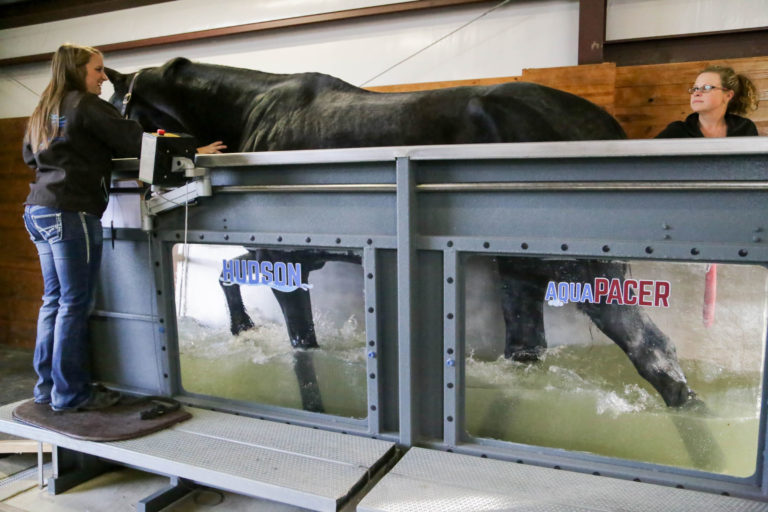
[23,205,103,410]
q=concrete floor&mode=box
[0,347,309,511]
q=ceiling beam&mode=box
[604,27,768,66]
[0,0,174,30]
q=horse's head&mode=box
[106,59,191,134]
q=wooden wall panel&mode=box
[522,63,616,113]
[0,117,41,349]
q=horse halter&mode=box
[121,70,142,118]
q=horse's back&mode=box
[317,79,626,143]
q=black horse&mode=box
[107,58,697,411]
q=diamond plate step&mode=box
[0,400,394,511]
[357,448,768,512]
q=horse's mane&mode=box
[170,59,362,94]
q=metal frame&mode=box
[94,137,768,502]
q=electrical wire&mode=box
[174,183,192,319]
[358,0,512,87]
[3,74,40,98]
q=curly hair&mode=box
[701,65,760,115]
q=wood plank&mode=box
[0,270,41,291]
[0,320,37,349]
[614,104,768,126]
[616,84,690,107]
[0,117,28,139]
[0,181,33,210]
[0,502,31,512]
[615,78,768,108]
[521,63,615,110]
[616,57,768,87]
[367,75,521,93]
[0,298,43,325]
[523,62,616,85]
[0,440,51,454]
[0,228,38,261]
[0,206,27,230]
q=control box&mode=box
[139,132,197,186]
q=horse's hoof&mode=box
[678,395,710,415]
[230,318,255,335]
[505,347,543,363]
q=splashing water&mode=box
[465,343,761,477]
[178,310,368,418]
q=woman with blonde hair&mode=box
[22,43,148,411]
[656,65,759,138]
[24,43,226,412]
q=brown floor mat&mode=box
[12,397,192,442]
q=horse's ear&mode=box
[105,68,126,89]
[160,57,191,77]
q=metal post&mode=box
[443,249,463,447]
[396,156,415,446]
[37,441,44,489]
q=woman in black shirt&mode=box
[656,65,759,138]
[22,44,222,412]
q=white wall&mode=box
[0,0,415,60]
[0,0,580,119]
[606,0,768,41]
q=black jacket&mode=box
[655,113,758,138]
[23,90,143,217]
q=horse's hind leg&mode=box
[497,257,549,361]
[580,300,696,407]
[573,261,697,407]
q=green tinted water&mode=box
[465,344,761,477]
[178,314,368,419]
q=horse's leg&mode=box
[264,249,327,349]
[497,257,549,361]
[218,252,255,335]
[271,286,319,349]
[574,261,697,408]
[292,350,324,412]
[580,300,696,407]
[264,249,329,412]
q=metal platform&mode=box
[0,400,395,511]
[358,447,768,512]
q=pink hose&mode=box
[703,264,717,328]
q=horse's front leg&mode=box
[496,257,549,361]
[271,287,318,349]
[219,252,255,335]
[265,249,328,412]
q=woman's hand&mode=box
[197,141,227,154]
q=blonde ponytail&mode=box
[27,43,101,151]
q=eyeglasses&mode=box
[688,85,729,94]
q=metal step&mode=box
[0,400,394,511]
[357,447,768,512]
